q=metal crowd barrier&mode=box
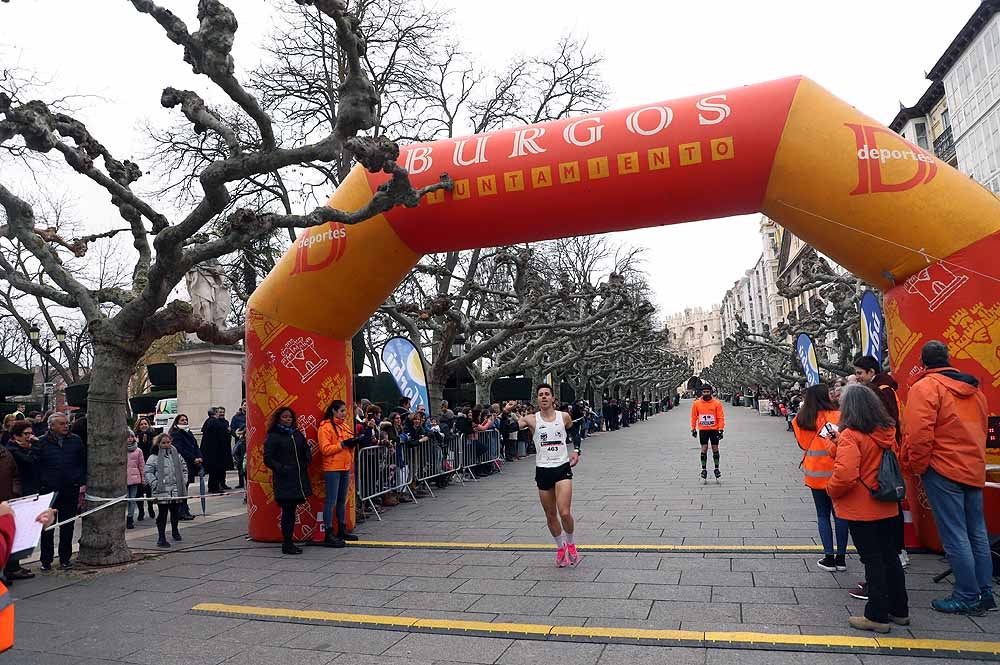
[408,433,462,496]
[354,444,416,519]
[354,429,505,518]
[458,428,504,481]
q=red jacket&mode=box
[901,367,989,488]
[827,427,900,522]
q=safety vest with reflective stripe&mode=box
[0,582,12,652]
[792,410,840,490]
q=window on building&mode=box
[703,325,708,331]
[914,121,929,150]
[942,108,951,130]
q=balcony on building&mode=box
[934,125,957,165]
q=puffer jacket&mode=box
[144,447,189,499]
[263,428,313,505]
[902,367,989,488]
[126,446,146,486]
[827,426,900,522]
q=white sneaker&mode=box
[898,550,910,568]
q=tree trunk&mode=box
[474,377,492,405]
[428,374,445,411]
[78,342,140,566]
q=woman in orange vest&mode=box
[0,501,56,652]
[318,400,366,548]
[792,383,847,572]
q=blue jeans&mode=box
[323,470,351,531]
[811,488,848,556]
[922,467,993,603]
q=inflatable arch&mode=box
[244,76,1000,541]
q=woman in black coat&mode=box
[263,407,313,555]
[168,414,202,520]
[201,409,234,493]
[135,418,157,520]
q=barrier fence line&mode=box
[38,489,249,531]
[354,444,417,520]
[354,430,506,517]
[459,429,503,481]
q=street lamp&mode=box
[28,324,65,412]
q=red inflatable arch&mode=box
[243,76,1000,541]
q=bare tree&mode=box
[0,0,450,565]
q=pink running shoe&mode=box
[556,545,569,567]
[566,543,581,567]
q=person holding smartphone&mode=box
[793,384,847,572]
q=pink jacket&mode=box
[127,447,146,486]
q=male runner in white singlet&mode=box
[504,384,580,567]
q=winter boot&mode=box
[126,516,134,530]
[339,523,359,542]
[172,527,183,542]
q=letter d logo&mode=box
[846,123,937,195]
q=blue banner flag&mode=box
[381,337,431,414]
[859,290,884,366]
[796,333,822,387]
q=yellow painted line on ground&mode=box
[877,636,1000,655]
[413,618,552,635]
[190,603,418,628]
[551,626,703,641]
[706,631,877,648]
[350,540,854,553]
[192,603,1000,658]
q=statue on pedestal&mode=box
[185,260,232,341]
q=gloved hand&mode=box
[691,429,697,438]
[718,430,724,440]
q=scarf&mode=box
[127,442,137,452]
[277,424,294,435]
[155,447,187,498]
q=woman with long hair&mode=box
[263,407,312,554]
[318,400,362,548]
[793,383,847,571]
[827,384,908,633]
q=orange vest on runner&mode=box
[0,581,13,652]
[792,410,840,490]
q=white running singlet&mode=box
[533,411,570,468]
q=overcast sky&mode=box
[1,0,979,315]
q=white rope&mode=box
[41,489,247,531]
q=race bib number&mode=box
[699,414,716,427]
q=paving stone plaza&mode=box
[7,404,999,664]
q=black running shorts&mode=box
[699,430,721,446]
[535,462,573,491]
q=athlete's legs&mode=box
[539,489,562,538]
[555,479,575,537]
[698,430,710,470]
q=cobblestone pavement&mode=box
[6,402,999,664]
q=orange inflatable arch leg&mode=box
[244,76,1000,542]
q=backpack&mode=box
[868,448,907,502]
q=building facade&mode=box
[664,306,723,374]
[892,2,1000,190]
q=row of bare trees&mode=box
[701,248,870,395]
[0,0,646,564]
[371,234,691,406]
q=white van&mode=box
[153,398,178,430]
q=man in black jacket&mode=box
[201,407,234,493]
[33,412,86,570]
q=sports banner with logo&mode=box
[796,333,822,387]
[382,336,431,414]
[859,290,884,365]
